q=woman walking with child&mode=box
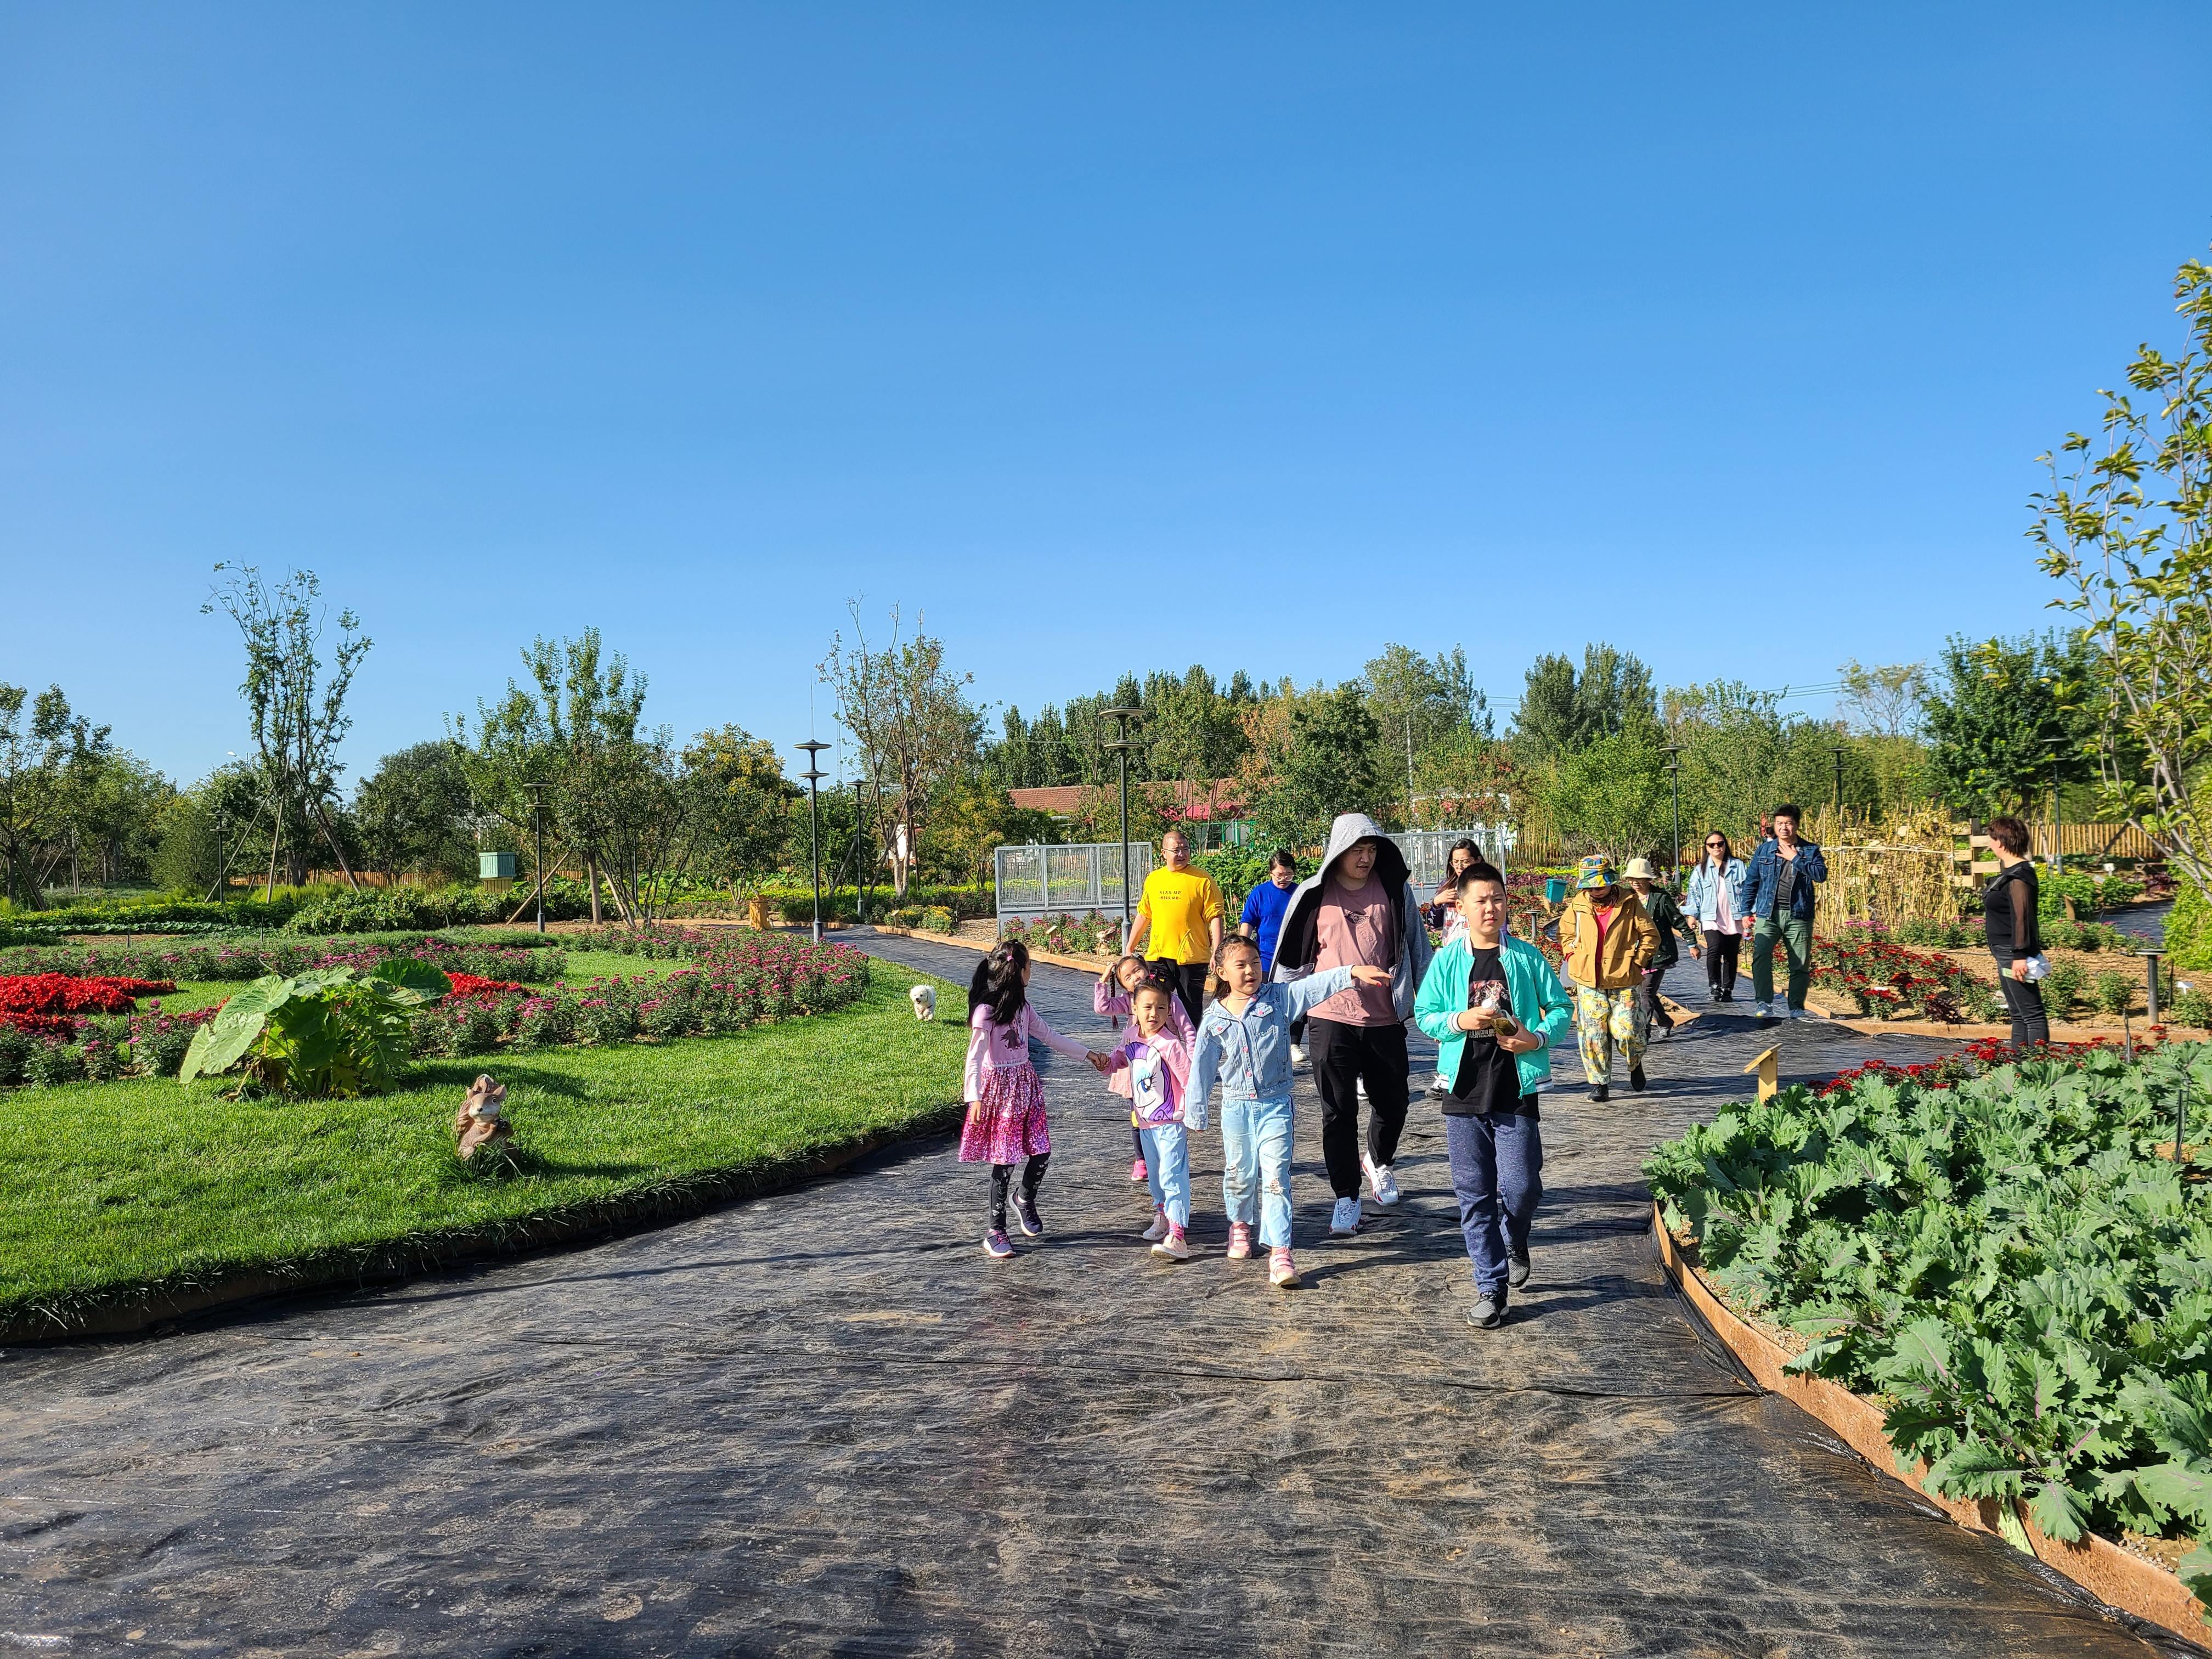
[962,941,1111,1260]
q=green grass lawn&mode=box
[1,967,968,1334]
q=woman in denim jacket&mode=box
[1683,832,1751,1002]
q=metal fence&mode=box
[1389,826,1515,890]
[994,841,1156,937]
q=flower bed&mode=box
[0,974,178,1028]
[0,935,566,986]
[1000,911,1120,957]
[1646,1040,2212,1622]
[1814,929,2004,1023]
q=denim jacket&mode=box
[1683,856,1749,930]
[1187,967,1355,1127]
[1740,838,1827,922]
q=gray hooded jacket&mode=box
[1268,812,1434,1024]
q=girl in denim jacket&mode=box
[1188,939,1392,1287]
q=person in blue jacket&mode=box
[1238,848,1300,975]
[1738,803,1827,1020]
[1413,860,1575,1330]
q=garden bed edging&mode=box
[1651,1201,2207,1649]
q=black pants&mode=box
[1149,959,1208,1030]
[1643,965,1672,1029]
[1994,959,2050,1049]
[1703,929,1741,999]
[1308,1017,1410,1199]
[989,1154,1049,1231]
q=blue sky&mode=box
[5,4,2210,786]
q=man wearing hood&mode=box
[1269,811,1435,1235]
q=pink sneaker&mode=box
[1269,1248,1300,1288]
[1152,1223,1192,1261]
[1225,1222,1254,1260]
[1130,1158,1148,1183]
[1141,1207,1170,1242]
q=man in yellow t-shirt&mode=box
[1127,828,1224,1026]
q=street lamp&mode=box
[1661,744,1683,883]
[1102,706,1142,950]
[1829,743,1848,821]
[523,780,549,935]
[797,740,830,944]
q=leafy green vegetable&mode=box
[1649,1040,2212,1617]
[180,963,452,1097]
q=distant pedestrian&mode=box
[1126,828,1224,1030]
[1684,832,1751,1002]
[1556,854,1659,1102]
[1095,952,1193,1184]
[962,941,1111,1259]
[1414,860,1573,1330]
[1741,804,1827,1020]
[1425,838,1483,1096]
[1269,812,1435,1235]
[1623,858,1700,1033]
[1983,816,2050,1049]
[1239,849,1300,975]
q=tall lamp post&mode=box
[524,780,549,935]
[797,740,830,943]
[1102,706,1142,950]
[1661,745,1683,883]
[1829,743,1848,821]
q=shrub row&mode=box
[0,936,567,986]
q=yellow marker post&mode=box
[1743,1044,1781,1103]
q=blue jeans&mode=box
[1444,1110,1543,1297]
[1220,1094,1295,1249]
[1139,1122,1190,1228]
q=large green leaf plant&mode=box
[1648,1042,2212,1618]
[180,959,450,1097]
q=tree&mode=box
[204,566,371,894]
[354,743,478,882]
[0,684,108,910]
[1922,633,2097,817]
[1543,726,1669,862]
[1837,660,1931,740]
[1362,644,1491,822]
[681,725,794,889]
[1510,643,1656,764]
[2030,249,2212,890]
[820,602,981,899]
[151,764,264,896]
[451,630,685,926]
[1246,684,1387,850]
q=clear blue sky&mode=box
[6,4,2210,787]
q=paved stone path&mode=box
[1,939,2200,1656]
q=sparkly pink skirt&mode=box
[960,1064,1050,1164]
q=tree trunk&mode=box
[586,854,602,925]
[311,797,363,891]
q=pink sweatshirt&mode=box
[1109,1027,1194,1124]
[1092,978,1197,1041]
[964,1003,1092,1103]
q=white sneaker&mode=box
[1329,1196,1362,1237]
[1289,1043,1307,1068]
[1361,1153,1400,1206]
[1356,1076,1368,1101]
[1141,1208,1170,1242]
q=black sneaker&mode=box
[1629,1063,1647,1092]
[1013,1192,1043,1237]
[1588,1084,1609,1103]
[1469,1294,1506,1329]
[1508,1251,1531,1288]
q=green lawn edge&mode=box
[1,967,969,1341]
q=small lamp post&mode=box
[2145,947,2165,1026]
[1661,744,1683,883]
[524,780,549,935]
[1102,706,1142,950]
[797,740,830,943]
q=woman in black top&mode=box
[1983,816,2048,1049]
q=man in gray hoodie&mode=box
[1269,812,1435,1235]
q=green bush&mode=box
[2044,918,2085,951]
[0,1026,28,1086]
[2172,986,2212,1030]
[27,1040,87,1088]
[2041,958,2086,1018]
[2170,876,2212,975]
[2093,969,2135,1018]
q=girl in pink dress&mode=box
[964,940,1110,1259]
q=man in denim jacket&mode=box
[1738,803,1827,1020]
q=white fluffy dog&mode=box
[909,984,937,1022]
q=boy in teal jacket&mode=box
[1414,861,1575,1329]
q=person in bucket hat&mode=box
[1555,855,1658,1101]
[1622,858,1700,1036]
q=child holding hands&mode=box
[964,940,1111,1259]
[1096,952,1194,1184]
[1188,939,1393,1287]
[1106,968,1199,1261]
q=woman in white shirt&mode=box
[1683,832,1751,1003]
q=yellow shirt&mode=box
[1137,866,1223,965]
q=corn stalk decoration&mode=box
[2030,251,2212,894]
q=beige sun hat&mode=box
[1620,857,1661,882]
